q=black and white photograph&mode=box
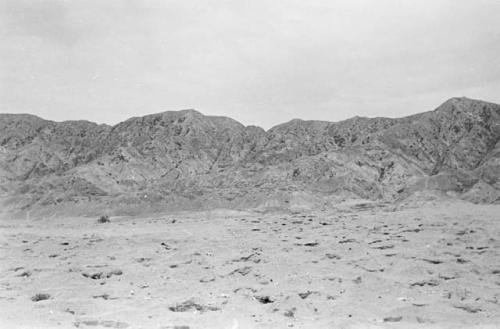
[1,1,500,328]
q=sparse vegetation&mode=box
[97,215,110,223]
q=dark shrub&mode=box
[97,215,110,223]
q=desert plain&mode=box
[1,200,499,329]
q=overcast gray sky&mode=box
[1,0,500,129]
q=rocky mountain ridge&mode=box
[1,97,499,217]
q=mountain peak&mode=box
[433,97,500,118]
[439,96,494,108]
[1,97,500,216]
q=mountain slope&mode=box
[1,97,499,216]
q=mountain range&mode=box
[1,97,499,217]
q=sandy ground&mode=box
[0,201,499,329]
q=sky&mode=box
[1,0,500,129]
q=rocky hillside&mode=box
[1,97,499,217]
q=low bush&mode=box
[97,215,110,223]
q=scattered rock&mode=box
[255,295,274,304]
[231,253,261,263]
[284,307,296,318]
[17,270,31,277]
[383,316,403,322]
[99,320,129,328]
[410,279,439,287]
[454,305,482,313]
[199,276,216,283]
[325,253,341,260]
[339,239,356,244]
[373,244,394,250]
[168,300,220,313]
[353,276,362,284]
[31,293,51,302]
[82,269,122,280]
[422,259,443,264]
[228,266,252,276]
[298,291,314,299]
[74,320,129,328]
